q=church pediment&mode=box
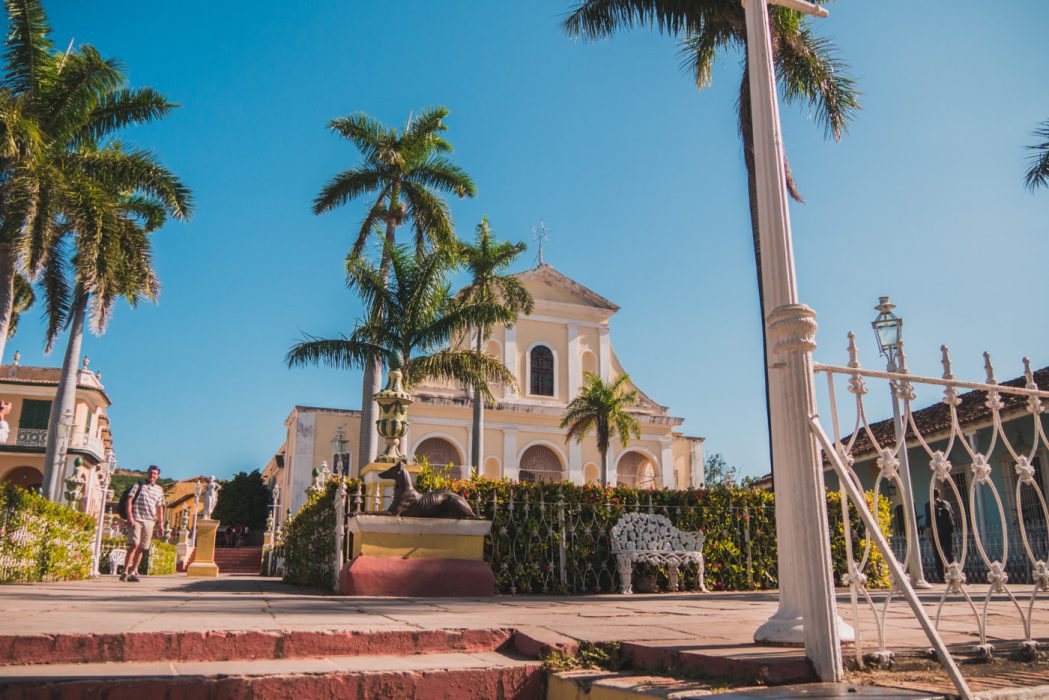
[514,264,619,312]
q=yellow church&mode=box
[266,264,704,516]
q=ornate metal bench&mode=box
[611,512,708,594]
[108,548,127,575]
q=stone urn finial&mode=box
[373,352,413,463]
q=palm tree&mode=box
[287,244,517,435]
[457,217,533,470]
[563,1,859,478]
[561,372,640,487]
[40,187,185,501]
[1024,120,1049,190]
[0,0,186,364]
[313,108,476,467]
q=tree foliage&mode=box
[561,373,641,486]
[211,469,269,529]
[1025,119,1049,191]
[287,243,517,400]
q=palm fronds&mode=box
[1025,120,1049,191]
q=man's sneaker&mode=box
[127,574,140,582]
[118,572,127,581]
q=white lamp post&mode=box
[872,297,930,588]
[90,450,116,576]
[331,428,349,477]
[742,0,845,682]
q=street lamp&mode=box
[331,427,349,476]
[872,297,930,589]
[90,450,116,576]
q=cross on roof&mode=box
[530,220,550,267]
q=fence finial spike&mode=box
[1024,357,1035,387]
[940,345,954,380]
[984,351,997,385]
[846,332,860,368]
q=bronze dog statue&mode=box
[378,459,477,518]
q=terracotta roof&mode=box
[842,366,1049,460]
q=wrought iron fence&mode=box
[814,334,1049,699]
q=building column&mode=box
[567,322,581,400]
[660,438,676,489]
[598,325,611,382]
[504,325,518,396]
[691,440,705,489]
[568,440,583,484]
[503,429,519,481]
[606,442,618,486]
[289,412,316,516]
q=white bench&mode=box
[611,512,708,594]
[108,548,127,575]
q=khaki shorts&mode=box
[129,519,156,549]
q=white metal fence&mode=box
[814,334,1049,699]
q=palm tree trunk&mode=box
[471,329,484,470]
[358,213,399,468]
[42,291,87,502]
[600,448,608,488]
[738,58,776,491]
[0,241,18,365]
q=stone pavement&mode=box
[0,575,1046,654]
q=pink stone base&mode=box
[338,557,495,597]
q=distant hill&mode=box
[109,468,175,496]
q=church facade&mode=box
[266,264,704,516]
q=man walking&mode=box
[927,488,956,582]
[123,465,166,582]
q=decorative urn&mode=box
[373,352,413,463]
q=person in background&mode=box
[123,465,166,582]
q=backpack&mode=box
[117,482,142,520]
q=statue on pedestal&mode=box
[379,458,477,518]
[202,476,220,520]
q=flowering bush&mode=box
[0,483,96,583]
[280,472,890,594]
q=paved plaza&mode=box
[2,575,1047,652]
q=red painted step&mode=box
[0,628,542,699]
[213,547,262,574]
[0,628,515,666]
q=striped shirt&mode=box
[130,482,165,522]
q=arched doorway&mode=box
[518,444,565,483]
[2,466,43,491]
[414,437,463,480]
[617,451,659,489]
[484,457,501,479]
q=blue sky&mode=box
[12,1,1049,480]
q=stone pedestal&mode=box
[339,515,494,596]
[187,518,220,578]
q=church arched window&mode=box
[529,345,554,396]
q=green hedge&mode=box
[280,473,891,593]
[280,483,343,590]
[0,483,96,583]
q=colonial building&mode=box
[267,264,704,516]
[0,357,114,513]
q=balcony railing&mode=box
[15,428,47,447]
[13,428,104,459]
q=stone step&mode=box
[0,650,542,699]
[0,628,514,666]
[548,671,945,699]
[621,641,816,686]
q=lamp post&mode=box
[872,297,930,588]
[331,428,349,477]
[90,450,116,577]
[742,0,845,682]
